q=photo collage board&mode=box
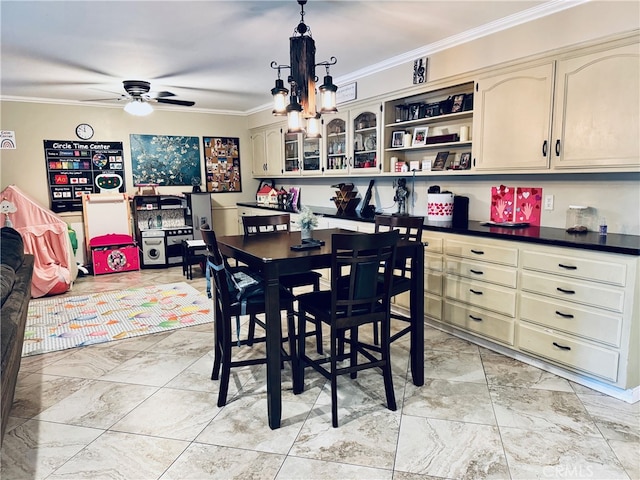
[44,140,125,213]
[203,136,242,192]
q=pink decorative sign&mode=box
[515,187,542,226]
[490,185,514,223]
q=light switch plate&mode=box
[544,194,554,210]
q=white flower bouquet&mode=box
[299,206,318,231]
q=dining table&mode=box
[216,227,425,429]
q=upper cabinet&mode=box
[251,125,285,177]
[282,131,323,176]
[383,82,474,174]
[473,38,639,172]
[552,42,639,169]
[473,63,554,171]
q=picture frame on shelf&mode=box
[459,152,472,170]
[412,127,428,146]
[432,151,449,171]
[391,131,405,148]
[408,103,421,121]
[451,94,465,113]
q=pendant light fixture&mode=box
[271,0,338,136]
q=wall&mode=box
[0,101,259,232]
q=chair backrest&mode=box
[200,226,233,310]
[374,214,424,275]
[330,230,399,322]
[374,214,424,241]
[243,214,290,236]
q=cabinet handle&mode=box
[558,263,577,270]
[469,315,483,322]
[555,139,561,156]
[469,269,483,275]
[552,342,571,351]
[469,289,483,295]
[555,310,574,319]
[470,249,484,255]
[542,140,548,157]
[556,287,575,295]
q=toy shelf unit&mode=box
[383,81,474,173]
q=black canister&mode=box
[452,196,469,229]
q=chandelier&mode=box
[270,0,338,137]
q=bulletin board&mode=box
[203,136,242,193]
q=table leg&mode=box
[410,243,425,386]
[263,264,282,429]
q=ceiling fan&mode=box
[88,80,195,115]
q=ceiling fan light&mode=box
[124,100,153,116]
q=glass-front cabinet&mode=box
[283,132,300,174]
[351,105,381,174]
[324,115,349,175]
[301,136,322,175]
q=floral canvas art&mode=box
[130,134,201,186]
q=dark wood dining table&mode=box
[216,227,425,429]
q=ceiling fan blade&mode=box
[156,98,195,107]
[154,91,176,98]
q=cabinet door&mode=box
[473,63,554,171]
[283,132,301,175]
[552,43,640,169]
[301,135,322,175]
[351,104,381,174]
[250,130,266,176]
[265,127,284,176]
[324,114,349,175]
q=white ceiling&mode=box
[1,0,578,115]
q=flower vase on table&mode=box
[301,227,313,242]
[299,206,318,243]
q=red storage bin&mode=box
[90,234,140,275]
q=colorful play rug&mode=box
[22,282,212,357]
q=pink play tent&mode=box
[1,185,77,297]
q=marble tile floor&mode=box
[2,266,639,480]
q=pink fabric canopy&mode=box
[1,185,73,298]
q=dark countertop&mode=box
[237,202,640,256]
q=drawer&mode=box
[519,293,623,347]
[444,275,516,317]
[518,323,619,382]
[395,271,442,307]
[444,300,514,345]
[425,253,443,272]
[521,250,627,286]
[445,258,517,288]
[445,238,518,266]
[520,271,625,313]
[422,234,443,253]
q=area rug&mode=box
[22,282,212,357]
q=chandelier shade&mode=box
[271,0,337,136]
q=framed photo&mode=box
[408,103,420,121]
[432,151,449,171]
[412,127,428,146]
[391,131,405,148]
[451,94,465,113]
[459,152,471,170]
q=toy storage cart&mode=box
[90,234,140,275]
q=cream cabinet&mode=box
[250,126,285,177]
[518,246,637,386]
[283,132,323,176]
[551,42,639,169]
[473,36,639,172]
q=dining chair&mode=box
[374,214,425,344]
[200,226,298,407]
[242,214,324,353]
[294,229,400,427]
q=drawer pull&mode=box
[558,263,577,270]
[555,310,574,319]
[556,287,576,295]
[469,289,483,295]
[470,249,484,255]
[469,269,484,275]
[552,342,571,351]
[469,315,483,322]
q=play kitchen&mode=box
[133,194,194,267]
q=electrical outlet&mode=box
[544,194,554,211]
